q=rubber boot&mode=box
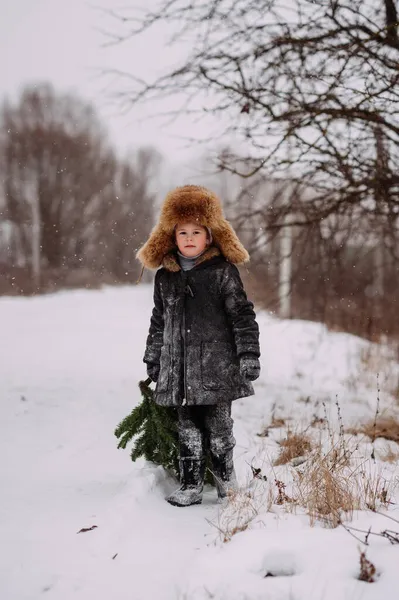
[166,458,206,507]
[211,449,238,501]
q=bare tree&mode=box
[103,0,399,338]
[106,0,399,223]
[1,84,115,274]
[0,83,158,292]
[88,147,161,281]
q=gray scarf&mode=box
[177,250,205,271]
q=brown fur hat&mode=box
[137,184,249,269]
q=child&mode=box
[137,185,260,507]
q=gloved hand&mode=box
[239,354,260,381]
[146,362,160,383]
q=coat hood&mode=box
[136,185,249,269]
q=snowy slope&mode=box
[1,285,399,600]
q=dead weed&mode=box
[348,415,399,443]
[294,451,356,527]
[358,550,378,583]
[379,445,399,463]
[274,431,312,466]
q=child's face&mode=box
[175,222,209,257]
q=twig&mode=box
[340,521,399,546]
[371,374,380,461]
[335,397,347,460]
[339,521,370,546]
[371,509,399,525]
[381,530,399,544]
[322,401,334,447]
[77,525,98,534]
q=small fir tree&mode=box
[115,378,179,476]
[115,378,214,484]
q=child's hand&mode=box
[146,362,160,383]
[239,355,260,381]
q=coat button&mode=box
[187,329,190,333]
[188,386,191,390]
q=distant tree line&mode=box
[0,83,159,294]
[224,174,399,342]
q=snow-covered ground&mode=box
[1,285,399,600]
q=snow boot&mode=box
[211,450,238,501]
[166,457,205,507]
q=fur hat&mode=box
[137,185,249,269]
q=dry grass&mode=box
[213,483,273,543]
[349,415,399,443]
[216,408,397,541]
[269,416,286,429]
[294,449,356,527]
[274,431,312,466]
[258,416,286,437]
[294,442,395,527]
[311,415,326,427]
[379,445,399,463]
[356,465,392,512]
[347,342,399,401]
[274,479,293,505]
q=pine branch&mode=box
[115,379,180,477]
[115,378,214,485]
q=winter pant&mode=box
[177,402,236,460]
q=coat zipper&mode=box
[182,306,188,406]
[182,273,188,406]
[181,274,194,407]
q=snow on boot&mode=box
[166,458,205,507]
[211,450,238,501]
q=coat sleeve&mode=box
[221,263,260,358]
[143,270,165,366]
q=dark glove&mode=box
[146,362,160,383]
[239,354,260,381]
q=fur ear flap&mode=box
[213,221,249,264]
[136,225,175,269]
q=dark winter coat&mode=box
[143,247,260,407]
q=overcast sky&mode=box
[1,0,220,180]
